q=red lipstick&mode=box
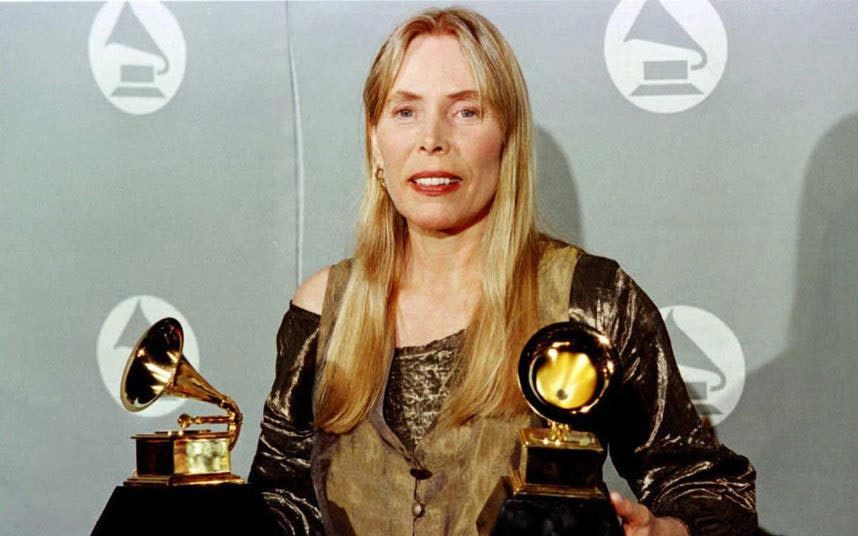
[408,170,462,196]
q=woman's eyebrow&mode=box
[447,89,480,100]
[387,90,420,103]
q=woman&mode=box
[250,7,756,536]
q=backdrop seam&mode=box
[285,0,305,286]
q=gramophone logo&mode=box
[89,0,186,115]
[659,306,745,426]
[604,0,728,114]
[97,295,200,417]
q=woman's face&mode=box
[371,34,505,235]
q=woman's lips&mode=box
[409,176,462,196]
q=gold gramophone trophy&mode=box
[479,321,623,535]
[120,317,243,486]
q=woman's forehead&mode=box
[391,34,477,97]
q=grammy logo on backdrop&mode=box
[479,321,623,535]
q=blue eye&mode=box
[393,107,414,118]
[458,108,480,119]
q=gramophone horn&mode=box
[518,321,617,429]
[120,317,241,448]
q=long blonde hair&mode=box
[314,7,541,433]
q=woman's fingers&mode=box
[610,491,654,526]
[610,493,690,536]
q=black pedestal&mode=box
[92,484,282,536]
[479,478,623,536]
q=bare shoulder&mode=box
[291,266,331,315]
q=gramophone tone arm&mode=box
[177,413,232,429]
[176,395,242,450]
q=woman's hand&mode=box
[610,492,690,536]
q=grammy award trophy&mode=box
[478,321,623,535]
[120,317,243,486]
[92,317,284,535]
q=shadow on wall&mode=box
[726,113,858,535]
[534,125,583,247]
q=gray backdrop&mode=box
[1,1,856,534]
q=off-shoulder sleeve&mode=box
[248,303,324,536]
[570,255,757,535]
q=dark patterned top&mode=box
[383,330,463,454]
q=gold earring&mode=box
[375,167,386,189]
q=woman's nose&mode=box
[419,111,448,154]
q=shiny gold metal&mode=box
[513,426,606,498]
[534,349,597,410]
[124,430,242,486]
[120,317,244,486]
[375,166,386,189]
[509,471,604,500]
[525,426,597,450]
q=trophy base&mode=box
[508,470,605,499]
[124,471,244,487]
[478,476,622,536]
[128,430,244,487]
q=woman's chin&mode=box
[405,214,486,237]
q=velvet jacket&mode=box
[249,241,757,535]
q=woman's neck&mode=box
[394,220,485,347]
[403,220,485,295]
